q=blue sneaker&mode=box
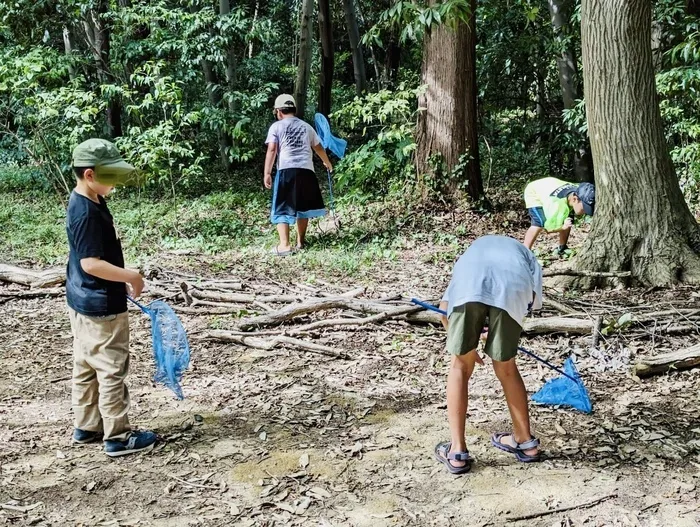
[104,430,157,457]
[72,429,103,444]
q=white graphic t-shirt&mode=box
[265,117,320,171]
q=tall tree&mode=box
[317,0,334,116]
[294,0,314,119]
[547,0,593,183]
[415,3,483,201]
[577,0,700,285]
[343,0,367,94]
[220,0,237,114]
[82,1,122,137]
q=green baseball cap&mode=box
[72,138,142,186]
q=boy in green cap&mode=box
[67,138,156,457]
[523,177,596,254]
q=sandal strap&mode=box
[517,437,540,451]
[447,451,471,462]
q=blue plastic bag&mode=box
[130,298,191,400]
[314,113,347,159]
[531,357,592,413]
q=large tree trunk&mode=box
[548,0,593,183]
[83,3,122,138]
[317,0,334,116]
[577,0,700,286]
[294,0,314,119]
[415,2,483,201]
[343,0,367,94]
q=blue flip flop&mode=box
[491,432,541,463]
[434,441,473,474]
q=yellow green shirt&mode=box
[523,177,577,231]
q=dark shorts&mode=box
[271,168,326,225]
[446,302,522,362]
[528,207,546,228]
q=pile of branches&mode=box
[2,264,699,377]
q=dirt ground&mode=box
[1,246,700,527]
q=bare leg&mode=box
[524,226,542,250]
[447,351,480,467]
[276,223,292,252]
[492,358,538,456]
[558,226,571,247]
[296,218,309,248]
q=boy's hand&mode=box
[128,273,145,299]
[563,217,573,229]
[263,173,272,189]
[324,162,333,172]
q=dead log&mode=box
[543,295,578,315]
[404,311,592,335]
[0,287,65,305]
[633,344,700,377]
[0,264,65,288]
[200,330,350,359]
[188,285,365,305]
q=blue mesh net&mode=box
[136,299,191,400]
[531,357,592,413]
[314,113,347,159]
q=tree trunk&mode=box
[83,3,122,138]
[201,57,231,170]
[548,0,593,183]
[62,26,76,80]
[317,0,334,117]
[294,0,314,119]
[383,29,401,88]
[463,0,482,201]
[577,0,700,286]
[415,2,483,201]
[220,0,237,113]
[343,0,367,94]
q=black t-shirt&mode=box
[66,191,127,316]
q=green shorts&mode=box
[446,302,522,362]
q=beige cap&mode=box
[274,94,296,109]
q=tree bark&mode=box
[294,0,314,119]
[548,0,593,183]
[383,29,401,88]
[463,0,483,201]
[220,0,238,114]
[343,0,367,94]
[633,343,700,377]
[62,26,76,80]
[317,0,334,116]
[415,1,483,201]
[83,3,122,138]
[577,0,700,286]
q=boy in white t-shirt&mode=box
[264,94,333,255]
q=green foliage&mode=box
[331,86,420,197]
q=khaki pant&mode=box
[69,308,131,441]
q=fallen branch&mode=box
[542,269,632,278]
[542,295,578,315]
[506,494,617,522]
[237,297,391,331]
[0,264,65,288]
[0,501,44,513]
[288,305,421,334]
[633,343,700,377]
[405,311,593,335]
[201,330,350,359]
